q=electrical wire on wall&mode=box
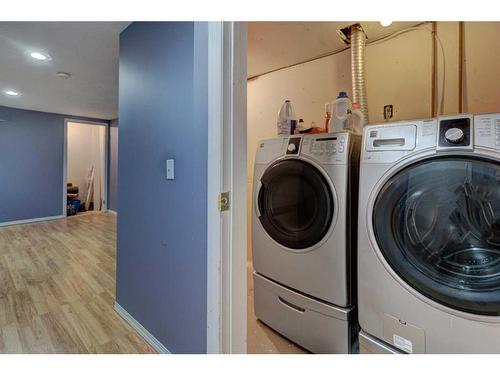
[432,22,438,117]
[367,24,446,116]
[248,22,447,117]
[458,21,465,113]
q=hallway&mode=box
[0,213,155,353]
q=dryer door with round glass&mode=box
[257,159,334,250]
[373,156,500,316]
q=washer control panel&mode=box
[437,114,473,151]
[361,113,500,166]
[444,127,465,143]
[474,113,500,150]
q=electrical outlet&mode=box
[384,105,394,120]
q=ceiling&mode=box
[0,22,423,119]
[248,22,423,78]
[0,22,130,120]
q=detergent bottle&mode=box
[277,100,297,136]
[330,91,352,132]
[349,102,365,134]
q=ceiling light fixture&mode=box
[56,71,72,79]
[30,51,49,61]
[3,90,21,97]
[380,21,393,27]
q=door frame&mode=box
[206,21,248,354]
[63,119,110,216]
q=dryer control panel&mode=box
[254,132,355,166]
[311,136,344,155]
[302,133,351,164]
[286,137,302,155]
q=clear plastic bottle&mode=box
[349,102,365,135]
[330,91,352,133]
[277,100,297,136]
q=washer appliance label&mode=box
[393,334,413,353]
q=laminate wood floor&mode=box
[0,212,156,354]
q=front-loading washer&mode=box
[358,113,500,353]
[252,132,360,353]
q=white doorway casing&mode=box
[63,119,109,216]
[206,21,248,354]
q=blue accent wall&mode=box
[0,105,107,223]
[116,22,208,353]
[108,118,119,212]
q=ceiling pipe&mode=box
[350,24,369,125]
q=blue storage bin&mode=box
[71,199,81,212]
[67,199,81,216]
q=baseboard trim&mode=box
[114,302,170,354]
[107,210,117,215]
[0,215,65,228]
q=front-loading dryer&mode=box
[358,113,500,353]
[252,132,360,353]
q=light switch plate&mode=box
[166,159,174,180]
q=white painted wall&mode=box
[464,22,500,113]
[67,122,106,209]
[248,22,423,78]
[246,22,500,258]
[67,123,94,203]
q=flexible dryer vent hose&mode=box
[351,25,369,125]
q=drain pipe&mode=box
[350,24,369,125]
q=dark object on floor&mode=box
[67,198,81,216]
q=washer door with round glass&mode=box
[373,156,500,316]
[257,159,334,250]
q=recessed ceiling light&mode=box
[56,71,72,79]
[3,90,21,97]
[30,51,49,61]
[380,21,393,27]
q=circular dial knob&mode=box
[445,128,465,144]
[287,143,297,152]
